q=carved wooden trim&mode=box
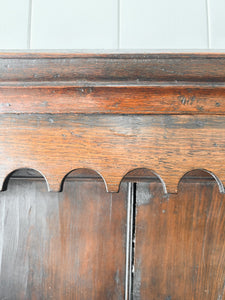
[0,53,225,193]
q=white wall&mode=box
[0,0,224,50]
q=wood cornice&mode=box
[0,53,225,193]
[0,53,225,114]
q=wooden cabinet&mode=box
[0,53,225,299]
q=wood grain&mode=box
[0,53,225,193]
[0,53,224,299]
[1,53,225,83]
[0,177,127,299]
[133,180,225,299]
[0,114,225,194]
[0,53,225,114]
[1,85,225,114]
[2,53,225,299]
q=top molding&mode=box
[0,53,225,194]
[1,53,225,115]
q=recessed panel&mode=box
[0,177,127,299]
[133,179,225,299]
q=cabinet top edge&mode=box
[1,52,225,115]
[0,52,225,59]
[1,52,225,84]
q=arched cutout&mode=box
[60,168,106,192]
[118,168,167,194]
[2,168,49,192]
[177,169,225,194]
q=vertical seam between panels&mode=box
[117,0,121,48]
[206,0,211,48]
[27,0,33,49]
[125,182,136,300]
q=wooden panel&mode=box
[0,114,225,194]
[133,180,225,299]
[0,177,127,299]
